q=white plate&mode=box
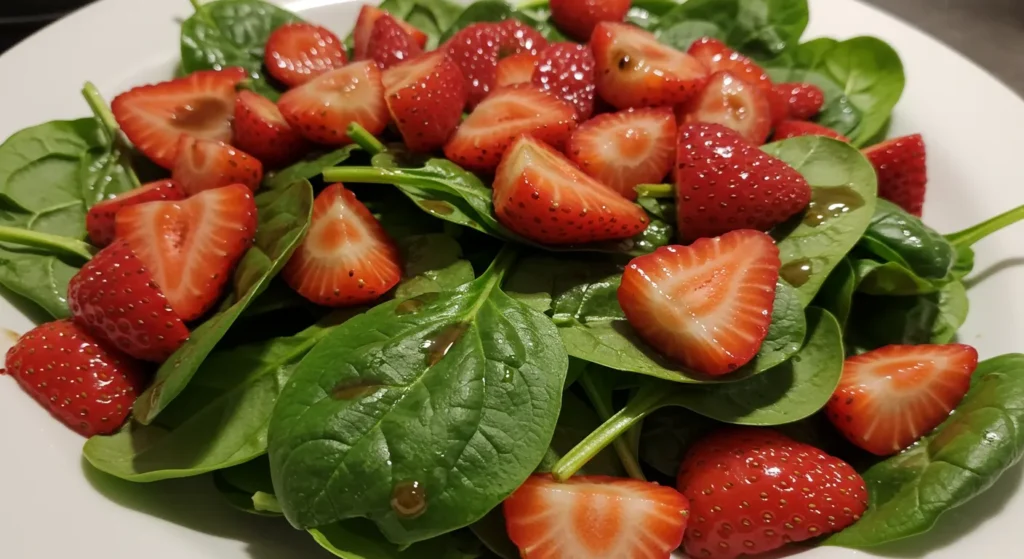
[2,0,1023,557]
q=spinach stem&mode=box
[189,0,206,13]
[634,183,674,198]
[81,82,141,187]
[481,244,519,285]
[346,123,386,156]
[516,0,550,9]
[0,226,96,262]
[946,203,1024,248]
[579,374,647,481]
[322,166,392,184]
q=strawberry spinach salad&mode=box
[2,0,1024,557]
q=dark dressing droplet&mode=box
[779,259,814,287]
[391,481,427,518]
[422,322,470,367]
[331,379,385,400]
[802,186,864,227]
[395,292,440,315]
[420,200,455,216]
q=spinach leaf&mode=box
[311,520,482,559]
[764,135,878,305]
[268,248,568,543]
[134,180,314,424]
[377,0,466,49]
[263,145,360,190]
[812,257,856,328]
[857,199,955,281]
[767,64,860,138]
[656,0,809,60]
[213,456,281,516]
[827,354,1024,548]
[951,245,975,280]
[180,0,302,99]
[625,0,691,29]
[848,280,969,348]
[656,19,725,50]
[446,1,566,42]
[853,258,941,296]
[638,407,718,477]
[395,233,476,299]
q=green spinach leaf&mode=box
[812,256,856,328]
[377,0,466,49]
[848,280,968,348]
[263,145,360,190]
[311,520,482,559]
[638,407,718,477]
[857,199,955,281]
[853,258,941,296]
[395,233,476,299]
[656,0,809,60]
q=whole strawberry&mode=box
[4,319,147,436]
[677,427,868,559]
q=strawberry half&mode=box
[861,134,927,216]
[111,67,247,169]
[676,123,811,241]
[567,107,676,200]
[115,184,257,321]
[352,5,427,61]
[282,183,401,306]
[772,120,850,142]
[680,71,772,144]
[264,22,348,88]
[826,343,978,456]
[382,51,467,153]
[493,134,649,245]
[678,427,869,559]
[504,474,690,559]
[86,179,186,247]
[68,239,190,362]
[549,0,631,42]
[532,42,597,119]
[444,23,501,108]
[444,85,577,173]
[772,82,825,121]
[496,52,539,87]
[277,60,389,145]
[591,22,708,110]
[367,13,424,70]
[232,90,310,168]
[687,37,773,95]
[172,136,263,195]
[618,230,780,375]
[4,319,147,436]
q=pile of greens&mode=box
[0,0,1022,557]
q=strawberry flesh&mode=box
[496,52,539,87]
[232,90,310,168]
[532,42,597,119]
[277,60,389,145]
[352,5,427,61]
[549,0,631,42]
[680,71,772,144]
[688,37,773,94]
[86,179,186,247]
[367,13,424,70]
[383,51,467,153]
[264,22,348,88]
[172,136,263,195]
[862,133,927,216]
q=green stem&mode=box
[516,0,550,9]
[579,375,646,481]
[482,244,519,285]
[0,226,96,262]
[946,203,1024,248]
[634,183,674,199]
[346,123,386,156]
[82,82,140,187]
[322,166,394,184]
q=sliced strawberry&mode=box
[115,184,257,321]
[532,42,597,119]
[382,51,467,153]
[68,239,190,362]
[687,37,772,94]
[772,119,850,142]
[680,71,772,144]
[591,22,708,110]
[497,52,539,87]
[826,344,978,456]
[767,85,790,126]
[862,134,927,216]
[444,23,502,109]
[444,85,577,173]
[264,22,348,88]
[495,18,547,57]
[282,183,401,306]
[277,60,389,145]
[619,230,780,375]
[772,82,825,121]
[549,0,631,42]
[367,13,424,70]
[352,5,427,61]
[86,179,186,247]
[172,136,264,195]
[493,134,648,245]
[676,123,810,241]
[567,107,676,200]
[111,68,247,169]
[232,89,310,168]
[504,474,689,559]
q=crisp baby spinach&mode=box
[396,233,475,299]
[638,407,718,477]
[828,354,1024,548]
[859,199,955,281]
[656,20,725,50]
[848,280,968,348]
[449,1,566,42]
[377,0,465,49]
[853,258,941,296]
[268,248,568,544]
[812,257,856,328]
[764,135,878,305]
[134,180,314,424]
[263,145,361,191]
[180,0,302,99]
[311,520,482,559]
[656,0,809,60]
[213,456,280,516]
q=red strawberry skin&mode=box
[382,51,467,153]
[681,71,772,145]
[3,319,148,437]
[86,179,186,247]
[678,427,869,559]
[233,90,310,168]
[549,0,631,42]
[862,134,927,216]
[772,120,850,142]
[675,123,811,241]
[532,42,597,119]
[68,239,190,362]
[367,14,424,70]
[172,136,264,195]
[688,37,772,95]
[773,82,825,121]
[353,5,427,61]
[277,60,390,145]
[264,22,348,88]
[444,24,502,109]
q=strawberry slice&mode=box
[277,60,389,145]
[772,82,825,121]
[862,134,927,216]
[618,230,781,375]
[68,239,190,362]
[352,5,428,61]
[688,37,773,95]
[549,0,631,41]
[591,22,708,110]
[282,183,401,306]
[567,107,676,200]
[532,42,597,119]
[444,23,501,108]
[86,179,186,247]
[115,184,257,321]
[493,134,649,245]
[444,85,577,173]
[111,67,247,169]
[504,474,690,559]
[676,123,810,241]
[382,51,467,153]
[367,13,424,69]
[232,89,310,168]
[264,22,348,88]
[826,344,978,456]
[172,136,264,195]
[772,120,850,142]
[497,52,539,87]
[680,71,772,144]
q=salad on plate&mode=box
[2,0,1024,557]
